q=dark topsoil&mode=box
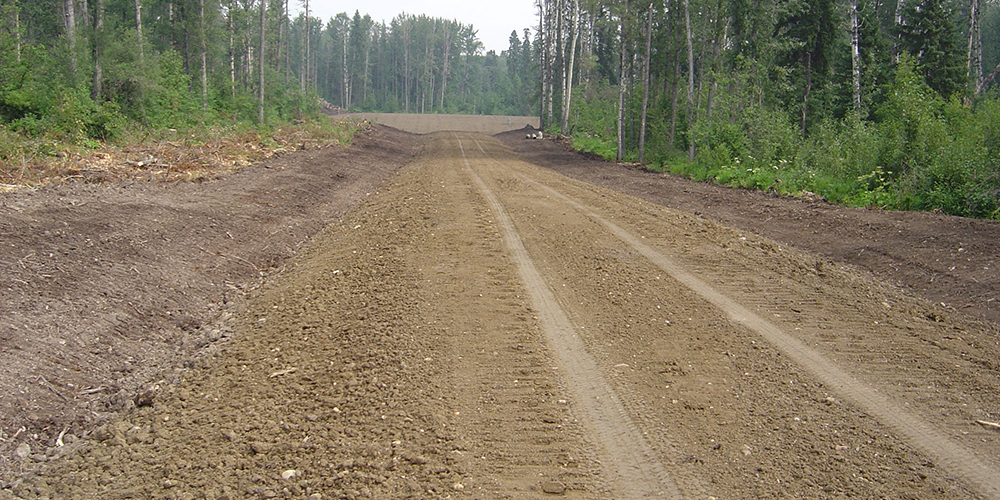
[1,123,997,480]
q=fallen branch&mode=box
[268,367,297,378]
[975,420,1000,430]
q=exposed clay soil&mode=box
[2,118,999,499]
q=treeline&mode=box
[539,0,1000,218]
[1,0,319,141]
[315,13,536,115]
[0,0,534,148]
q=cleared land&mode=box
[2,115,999,499]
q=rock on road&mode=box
[7,131,1000,499]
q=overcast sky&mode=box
[293,1,538,54]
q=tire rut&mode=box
[455,134,686,499]
[474,140,1000,500]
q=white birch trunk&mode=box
[967,0,982,92]
[91,0,103,101]
[684,0,695,161]
[258,0,266,123]
[638,2,652,163]
[64,0,76,78]
[200,0,207,112]
[616,1,627,163]
[850,0,861,112]
[560,0,579,134]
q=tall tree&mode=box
[90,0,104,101]
[638,1,653,163]
[259,0,266,123]
[561,0,580,133]
[301,0,310,92]
[616,0,628,162]
[199,0,208,112]
[64,0,76,79]
[850,0,861,112]
[684,0,695,161]
[774,0,839,133]
[898,0,965,96]
[134,0,143,65]
[967,0,983,92]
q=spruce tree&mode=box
[898,0,966,97]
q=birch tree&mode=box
[850,0,861,111]
[561,0,580,133]
[638,1,652,163]
[90,0,104,101]
[64,0,76,79]
[259,0,266,123]
[616,0,627,163]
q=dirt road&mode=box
[4,127,1000,499]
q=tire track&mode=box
[473,139,1000,500]
[454,133,686,499]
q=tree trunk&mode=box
[850,0,861,112]
[616,0,627,163]
[638,2,652,164]
[199,0,207,112]
[892,0,904,64]
[258,0,265,123]
[134,0,143,65]
[684,0,695,162]
[404,24,410,113]
[440,28,450,110]
[12,1,20,62]
[538,0,546,125]
[801,52,812,135]
[302,0,310,93]
[668,60,679,148]
[342,26,348,109]
[976,59,1000,96]
[91,0,104,101]
[228,0,235,99]
[64,0,77,79]
[967,0,982,92]
[560,0,579,134]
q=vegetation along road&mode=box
[3,116,1000,499]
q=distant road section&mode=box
[342,113,540,134]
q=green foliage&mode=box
[572,134,617,161]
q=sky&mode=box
[293,1,538,54]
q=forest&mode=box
[0,0,535,169]
[532,0,1000,218]
[2,0,1000,218]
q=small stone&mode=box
[134,384,159,407]
[250,442,272,455]
[540,480,566,494]
[281,469,298,480]
[14,443,30,460]
[452,482,465,491]
[741,445,753,456]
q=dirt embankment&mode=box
[0,126,419,473]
